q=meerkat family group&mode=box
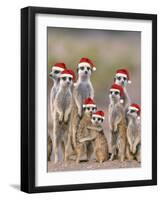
[48,58,141,164]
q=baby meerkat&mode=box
[52,69,75,163]
[126,104,141,162]
[70,58,96,149]
[79,111,109,163]
[108,84,127,162]
[75,98,97,163]
[114,69,131,110]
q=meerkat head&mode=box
[49,63,66,81]
[91,110,105,125]
[77,58,96,81]
[127,103,141,120]
[109,84,124,104]
[59,69,76,88]
[114,68,131,87]
[83,97,97,115]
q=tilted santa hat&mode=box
[110,84,124,103]
[83,97,96,108]
[92,110,105,120]
[52,62,66,71]
[129,103,141,119]
[78,57,96,71]
[60,69,76,82]
[115,68,131,84]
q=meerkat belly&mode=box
[77,83,91,100]
[58,92,71,112]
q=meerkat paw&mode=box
[64,114,69,124]
[132,146,136,154]
[58,114,63,124]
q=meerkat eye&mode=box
[115,91,120,95]
[87,107,90,110]
[130,110,136,113]
[68,77,72,81]
[117,76,121,80]
[54,70,60,74]
[92,107,95,111]
[101,119,103,123]
[80,66,84,71]
[123,77,127,81]
[110,91,113,94]
[92,117,96,120]
[87,67,91,71]
[62,77,66,81]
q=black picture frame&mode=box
[21,6,157,193]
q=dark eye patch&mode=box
[80,66,84,71]
[87,67,91,71]
[117,76,121,80]
[54,70,60,74]
[92,117,96,120]
[115,91,120,95]
[62,77,66,81]
[92,107,96,111]
[130,110,136,113]
[123,77,127,81]
[68,77,72,81]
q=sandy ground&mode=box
[48,160,140,172]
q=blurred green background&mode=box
[47,27,141,149]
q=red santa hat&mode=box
[92,110,105,120]
[60,69,76,82]
[115,68,131,84]
[83,98,96,108]
[78,57,96,71]
[52,62,66,71]
[110,84,124,103]
[129,103,141,119]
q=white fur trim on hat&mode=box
[128,80,132,84]
[83,104,96,108]
[137,116,141,120]
[60,74,73,78]
[110,88,120,93]
[52,66,65,71]
[92,114,104,119]
[129,106,139,111]
[92,67,96,71]
[78,62,91,68]
[116,73,127,78]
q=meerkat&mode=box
[79,111,109,163]
[108,84,127,162]
[75,98,97,163]
[69,58,96,149]
[114,69,131,110]
[52,69,75,163]
[126,104,141,162]
[48,63,66,161]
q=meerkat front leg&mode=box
[127,127,133,153]
[132,135,141,154]
[74,93,83,117]
[64,101,72,123]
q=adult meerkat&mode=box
[70,58,96,149]
[108,84,127,162]
[52,69,75,163]
[79,111,109,163]
[126,104,141,162]
[75,98,97,163]
[114,69,131,110]
[48,63,66,161]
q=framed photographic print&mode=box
[21,6,157,193]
